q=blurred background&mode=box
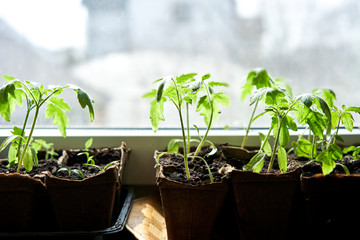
[0,0,359,129]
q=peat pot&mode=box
[45,143,129,231]
[301,172,360,237]
[156,154,229,240]
[222,146,304,239]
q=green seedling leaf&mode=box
[0,135,19,152]
[213,92,231,106]
[347,107,360,114]
[142,89,157,98]
[259,132,272,156]
[278,146,287,173]
[279,123,289,147]
[150,99,165,132]
[76,88,95,122]
[341,112,354,132]
[103,161,119,171]
[30,147,38,166]
[337,163,350,175]
[243,151,266,173]
[316,150,335,175]
[85,138,93,150]
[45,100,70,138]
[167,139,182,153]
[292,139,315,158]
[23,147,33,172]
[72,169,85,179]
[58,168,71,176]
[265,88,286,106]
[156,80,166,102]
[329,144,343,160]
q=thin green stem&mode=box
[267,115,283,173]
[171,79,191,182]
[17,106,40,173]
[186,103,190,154]
[242,99,259,148]
[194,84,213,157]
[16,107,31,165]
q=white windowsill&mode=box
[0,127,359,185]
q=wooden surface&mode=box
[126,195,167,240]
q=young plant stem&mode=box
[241,99,259,148]
[16,107,31,165]
[193,85,213,157]
[267,115,283,173]
[172,78,191,182]
[17,106,39,173]
[186,103,190,154]
[331,113,342,146]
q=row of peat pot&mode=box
[156,145,360,240]
[0,142,130,234]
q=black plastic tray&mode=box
[0,187,135,240]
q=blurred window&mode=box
[0,0,359,129]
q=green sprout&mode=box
[144,73,230,182]
[0,76,95,173]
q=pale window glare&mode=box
[0,0,359,129]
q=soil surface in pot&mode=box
[302,155,360,176]
[223,147,308,174]
[0,147,121,180]
[159,147,229,185]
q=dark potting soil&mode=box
[302,155,360,177]
[159,147,229,185]
[0,147,121,181]
[222,147,308,174]
[65,147,122,166]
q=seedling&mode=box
[243,72,331,173]
[291,89,359,175]
[0,76,95,173]
[84,160,120,173]
[144,73,230,182]
[77,138,95,164]
[57,167,85,179]
[31,139,58,161]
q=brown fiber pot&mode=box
[156,165,229,240]
[0,173,47,232]
[301,173,360,236]
[230,169,303,239]
[45,165,120,231]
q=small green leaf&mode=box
[0,135,19,152]
[243,151,266,173]
[30,147,38,166]
[328,144,343,160]
[285,116,297,131]
[45,103,70,138]
[156,80,166,102]
[316,150,335,175]
[265,88,286,106]
[85,138,93,150]
[76,88,95,122]
[167,139,182,153]
[341,112,354,132]
[23,147,33,172]
[150,99,165,132]
[347,107,360,114]
[278,146,287,173]
[72,169,85,179]
[142,89,157,98]
[279,123,289,147]
[213,92,231,106]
